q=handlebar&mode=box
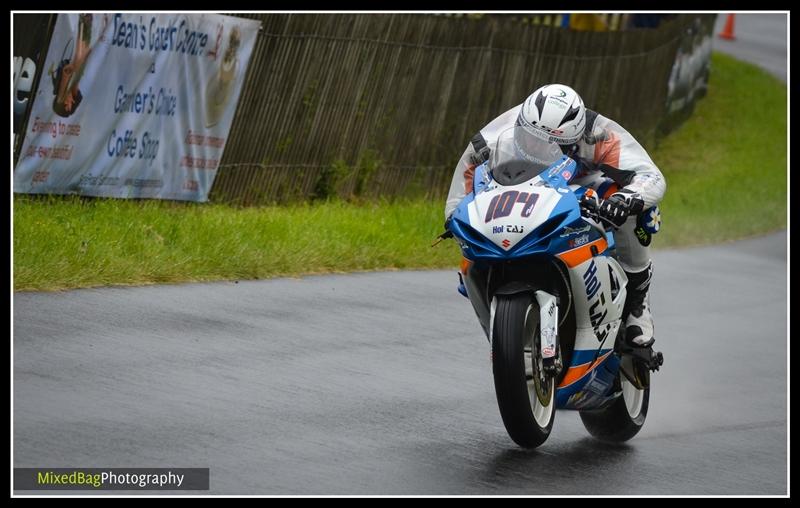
[579,191,616,232]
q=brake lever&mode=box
[579,193,600,218]
[431,230,453,247]
[579,193,619,232]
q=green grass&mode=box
[651,52,787,247]
[13,52,787,291]
[13,196,463,291]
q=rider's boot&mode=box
[623,262,655,348]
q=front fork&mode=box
[461,260,564,377]
[487,289,564,380]
[534,290,563,376]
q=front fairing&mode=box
[450,156,594,261]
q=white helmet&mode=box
[517,84,586,145]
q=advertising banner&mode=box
[13,13,260,201]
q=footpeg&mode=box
[621,344,664,372]
[650,350,664,372]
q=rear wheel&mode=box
[492,293,555,448]
[579,355,650,442]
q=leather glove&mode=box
[581,189,645,230]
[599,190,645,229]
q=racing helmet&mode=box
[516,84,587,147]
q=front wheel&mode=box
[492,293,555,448]
[579,358,650,442]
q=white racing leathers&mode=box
[444,106,666,272]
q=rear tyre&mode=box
[579,358,650,442]
[492,293,555,448]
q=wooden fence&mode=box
[211,13,709,205]
[13,13,715,206]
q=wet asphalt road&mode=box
[13,231,787,495]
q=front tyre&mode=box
[492,293,555,448]
[579,360,650,442]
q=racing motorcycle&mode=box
[442,126,664,448]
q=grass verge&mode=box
[651,52,787,247]
[13,197,463,291]
[13,52,786,291]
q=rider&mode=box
[444,84,666,348]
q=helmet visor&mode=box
[490,126,563,186]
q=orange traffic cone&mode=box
[718,14,736,40]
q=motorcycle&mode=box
[443,126,664,448]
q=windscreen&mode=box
[490,126,563,186]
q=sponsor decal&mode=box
[529,119,565,134]
[493,225,504,234]
[537,124,565,135]
[506,224,524,234]
[584,369,611,395]
[501,239,511,248]
[589,291,608,342]
[541,327,557,358]
[560,224,591,237]
[583,260,609,341]
[547,158,570,178]
[593,323,613,344]
[583,260,601,299]
[589,294,609,342]
[568,234,590,248]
